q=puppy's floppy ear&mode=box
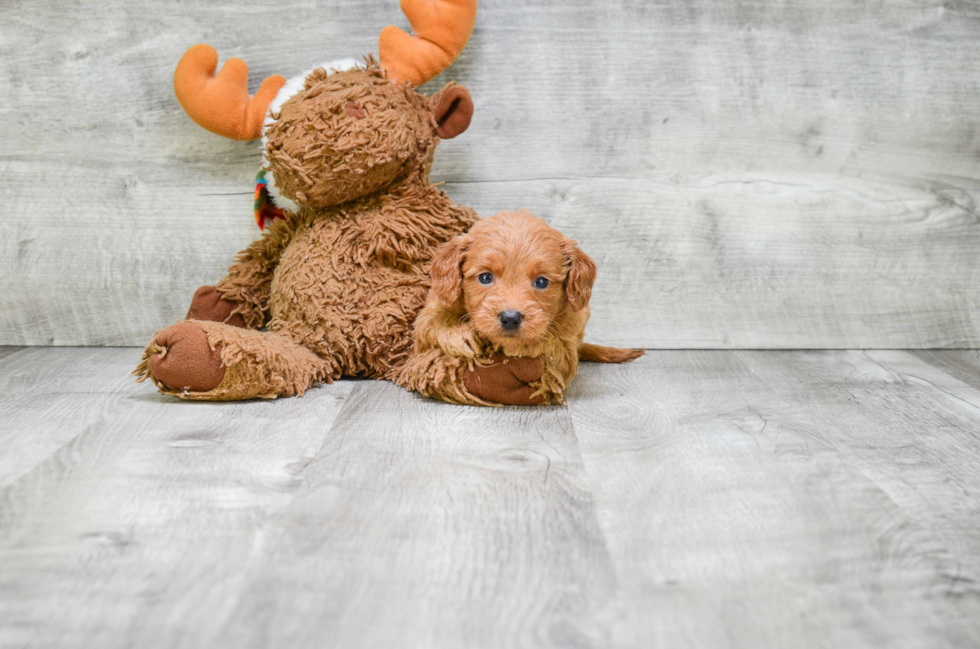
[561,237,597,312]
[430,234,472,309]
[432,82,473,139]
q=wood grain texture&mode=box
[566,352,980,647]
[0,347,141,488]
[1,1,979,347]
[0,348,354,648]
[221,381,617,649]
[4,349,980,647]
[912,350,980,392]
[0,348,23,361]
[735,349,980,572]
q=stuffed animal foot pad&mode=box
[464,354,548,406]
[396,350,563,407]
[186,285,246,328]
[137,322,227,393]
[135,321,333,400]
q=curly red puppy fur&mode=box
[396,210,643,406]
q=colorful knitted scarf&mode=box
[254,169,287,230]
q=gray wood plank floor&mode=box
[2,348,980,648]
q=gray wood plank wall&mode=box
[2,0,979,347]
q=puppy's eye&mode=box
[478,272,494,285]
[533,277,550,289]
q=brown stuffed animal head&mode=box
[263,65,473,210]
[430,210,598,351]
[173,0,476,211]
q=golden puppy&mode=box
[397,210,643,405]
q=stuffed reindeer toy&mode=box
[137,0,636,406]
[136,0,502,400]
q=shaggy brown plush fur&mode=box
[396,211,644,406]
[136,63,479,400]
[265,67,436,209]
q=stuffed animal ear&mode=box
[433,83,473,139]
[430,234,472,309]
[561,237,597,312]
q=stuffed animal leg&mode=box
[135,321,334,400]
[398,347,568,407]
[184,285,247,328]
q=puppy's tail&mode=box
[578,342,645,364]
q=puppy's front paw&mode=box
[464,354,545,405]
[438,327,480,359]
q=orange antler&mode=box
[379,0,477,86]
[173,44,286,141]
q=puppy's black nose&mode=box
[499,310,523,331]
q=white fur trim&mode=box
[263,168,301,214]
[264,58,360,127]
[260,58,360,213]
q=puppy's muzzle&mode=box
[498,310,523,332]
